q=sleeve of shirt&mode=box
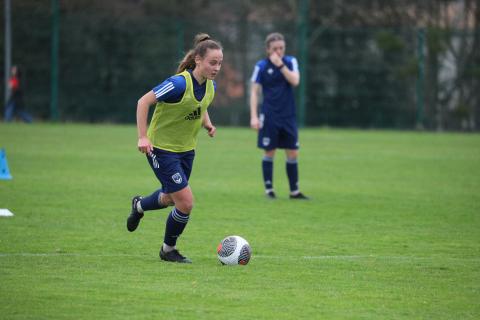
[152,75,186,102]
[286,56,299,73]
[250,62,262,84]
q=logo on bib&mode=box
[172,173,183,184]
[185,106,202,120]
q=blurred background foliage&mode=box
[1,0,479,130]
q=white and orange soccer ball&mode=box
[217,235,251,265]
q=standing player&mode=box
[250,32,308,200]
[127,34,223,263]
[4,65,33,123]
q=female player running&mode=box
[250,32,308,200]
[127,33,223,263]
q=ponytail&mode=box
[177,50,196,73]
[177,33,223,73]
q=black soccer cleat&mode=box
[266,190,276,199]
[126,196,144,232]
[289,192,309,200]
[160,248,192,264]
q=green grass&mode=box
[0,123,479,319]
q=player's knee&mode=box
[265,150,276,158]
[175,195,194,214]
[286,150,298,159]
[181,200,194,214]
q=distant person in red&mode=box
[4,65,32,123]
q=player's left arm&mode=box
[279,57,300,87]
[203,81,217,137]
[202,111,216,137]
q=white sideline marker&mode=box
[0,209,14,217]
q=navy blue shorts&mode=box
[146,148,195,194]
[257,114,299,150]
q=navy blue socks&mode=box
[139,189,167,212]
[262,155,301,195]
[164,208,190,247]
[262,156,274,191]
[286,158,299,193]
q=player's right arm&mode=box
[250,63,262,130]
[136,91,156,154]
[136,76,186,154]
[250,83,261,130]
[270,53,300,87]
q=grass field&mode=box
[1,123,479,319]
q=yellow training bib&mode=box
[147,71,215,152]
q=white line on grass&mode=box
[0,252,478,262]
[0,253,146,258]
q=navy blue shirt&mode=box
[152,69,217,103]
[251,56,299,120]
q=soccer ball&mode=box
[217,235,251,265]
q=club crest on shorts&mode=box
[172,173,182,184]
[262,137,270,146]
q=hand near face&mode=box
[269,52,283,67]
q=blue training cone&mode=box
[0,148,12,180]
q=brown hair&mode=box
[177,33,223,73]
[265,32,285,49]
